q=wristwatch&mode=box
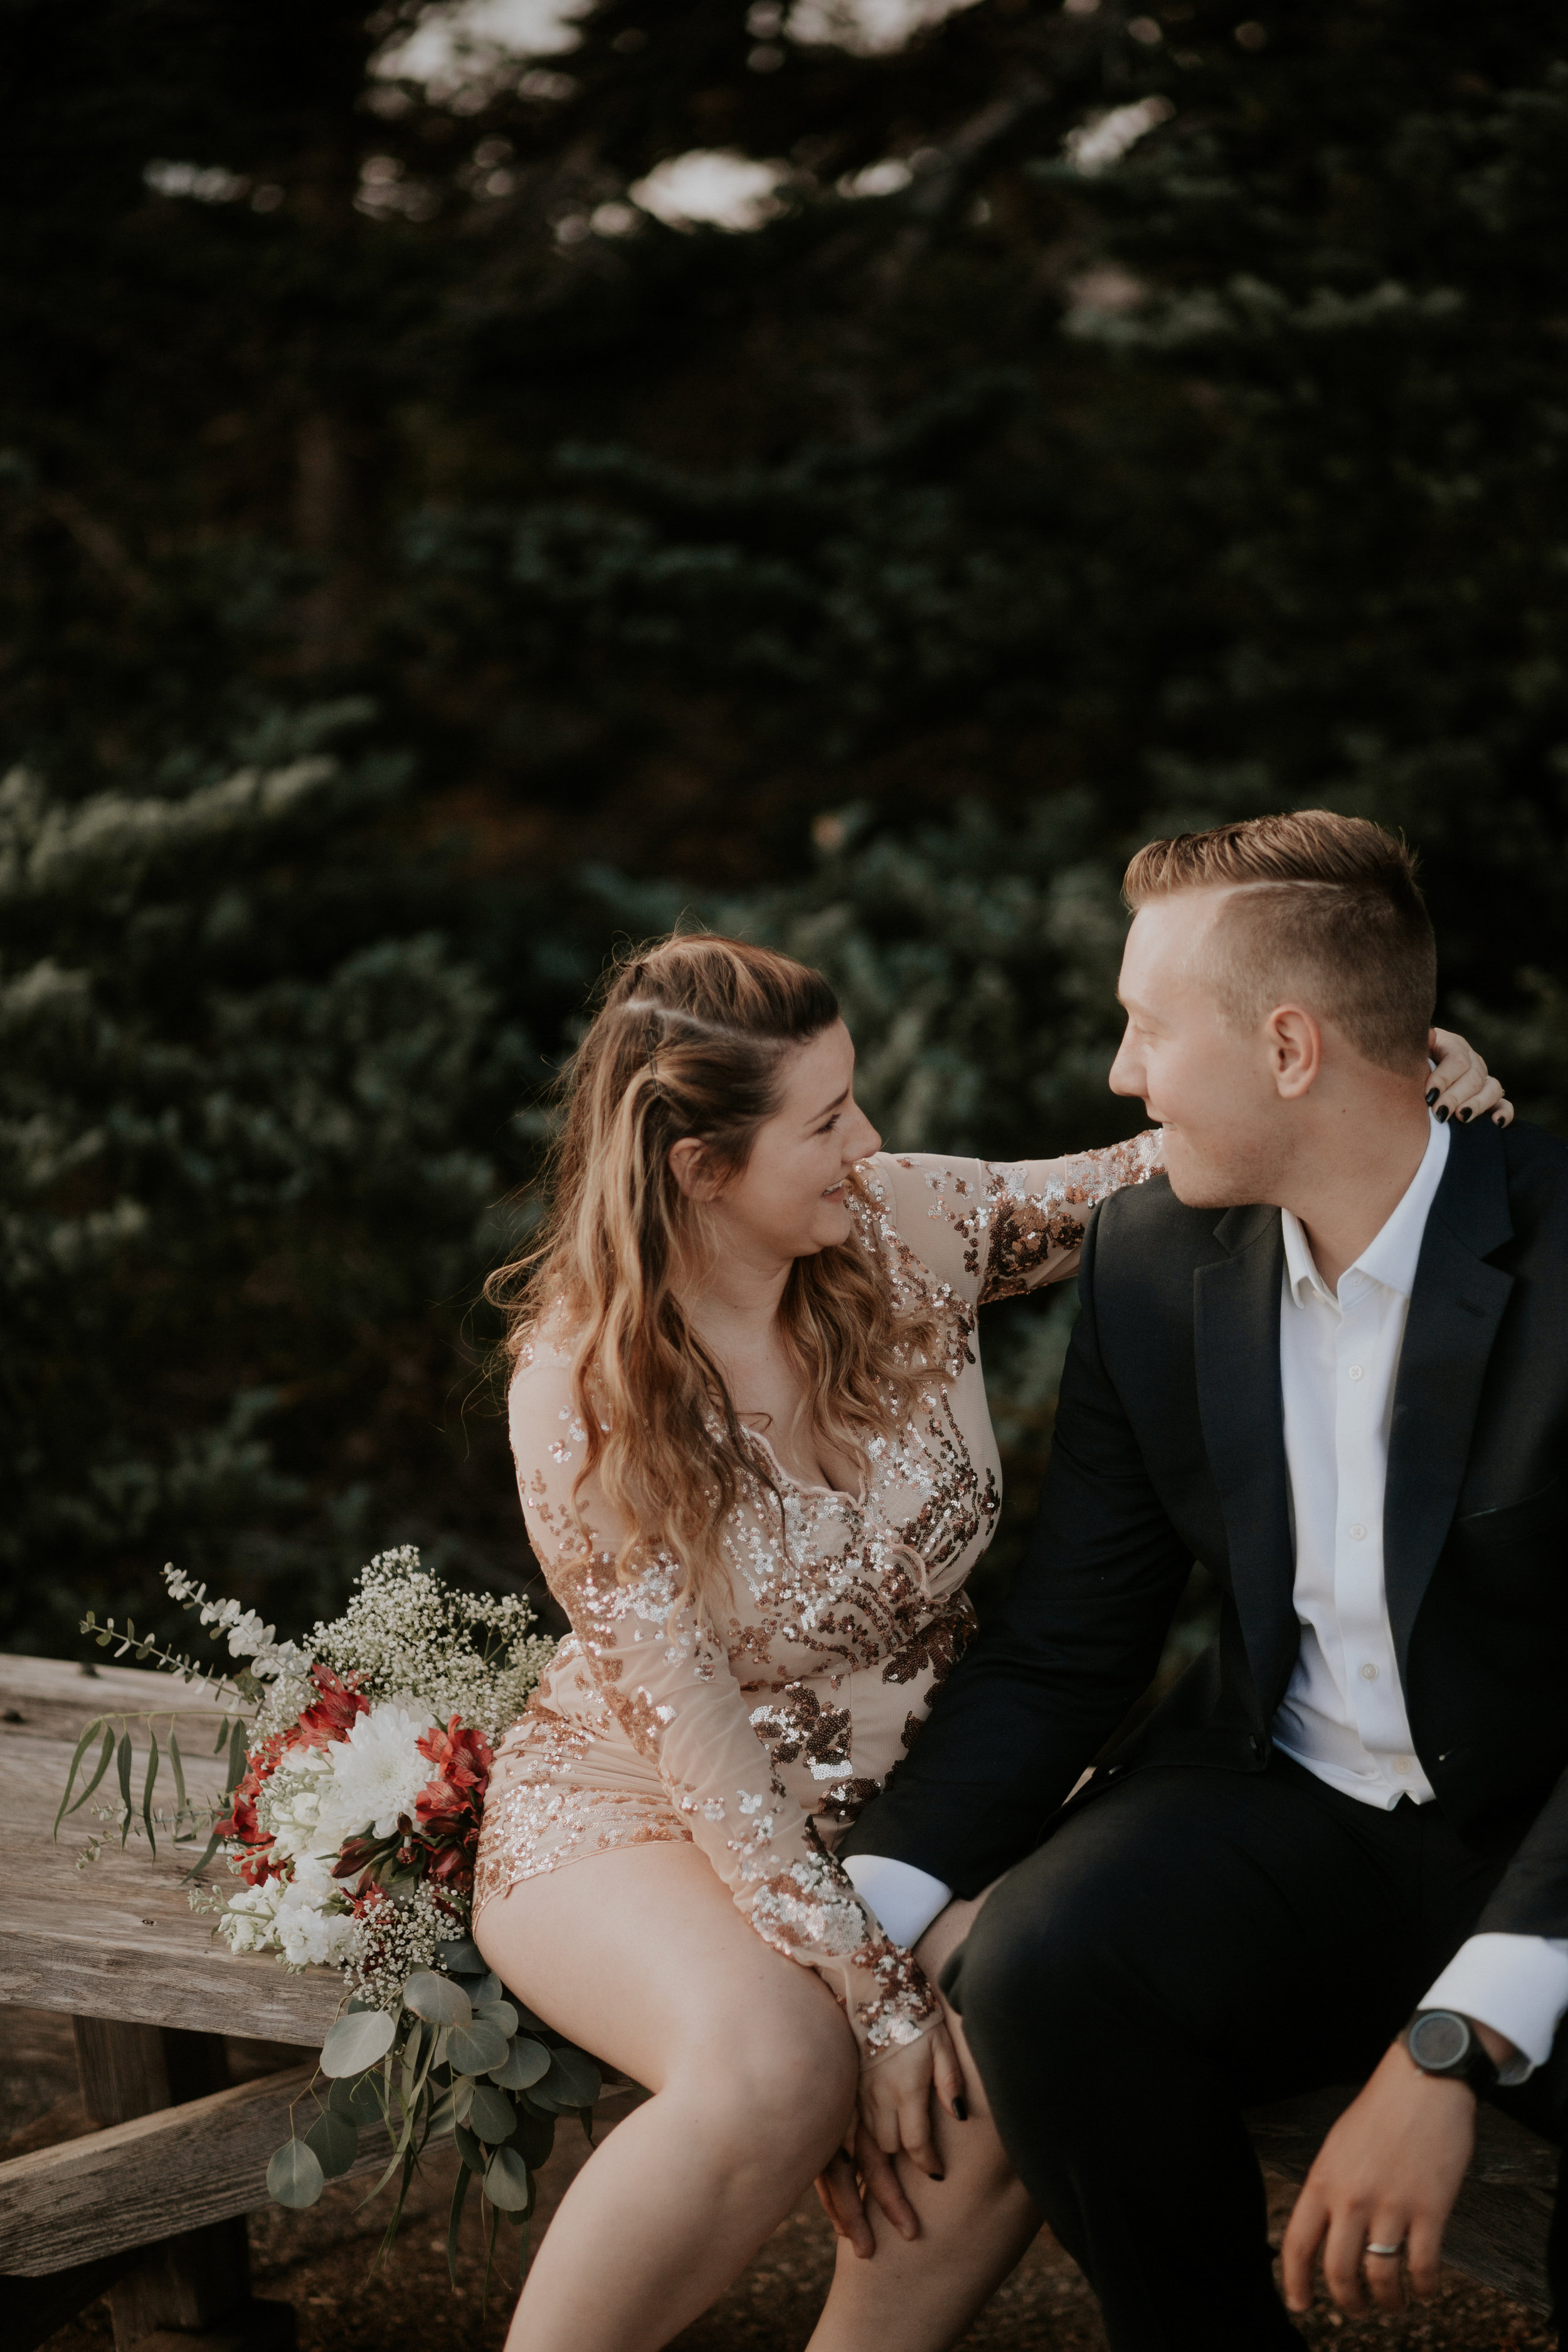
[1401,2009,1498,2093]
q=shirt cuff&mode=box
[1419,1932,1568,2080]
[842,1853,953,1951]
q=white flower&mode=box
[315,1702,432,1843]
[272,1855,353,1968]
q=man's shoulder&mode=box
[1088,1168,1232,1291]
[1495,1116,1568,1232]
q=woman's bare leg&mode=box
[475,1840,859,2352]
[805,1893,1039,2352]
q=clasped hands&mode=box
[815,2021,966,2258]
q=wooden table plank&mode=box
[0,1663,344,2045]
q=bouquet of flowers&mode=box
[56,1546,601,2274]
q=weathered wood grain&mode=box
[0,2063,394,2275]
[0,1666,344,2043]
[0,1653,232,1744]
[1248,2085,1556,2314]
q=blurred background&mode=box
[6,0,1568,1668]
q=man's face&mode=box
[1109,892,1292,1207]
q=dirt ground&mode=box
[11,2008,1552,2352]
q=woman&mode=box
[474,933,1507,2352]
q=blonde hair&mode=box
[486,935,941,1602]
[1123,810,1437,1073]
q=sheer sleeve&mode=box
[507,1343,941,2067]
[862,1131,1164,1308]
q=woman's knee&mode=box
[701,1996,857,2163]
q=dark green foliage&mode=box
[4,0,1567,1653]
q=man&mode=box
[839,811,1568,2348]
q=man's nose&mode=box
[1108,1038,1142,1098]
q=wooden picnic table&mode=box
[0,1654,384,2352]
[1,1653,1555,2348]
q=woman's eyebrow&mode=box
[807,1086,850,1123]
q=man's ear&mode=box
[1267,1004,1323,1100]
[667,1136,721,1201]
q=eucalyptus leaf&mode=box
[455,2121,488,2175]
[466,1968,502,2006]
[516,2107,556,2169]
[329,2072,384,2125]
[446,2018,508,2075]
[304,2109,359,2178]
[403,1968,472,2027]
[474,1998,518,2038]
[484,2144,532,2212]
[320,2008,396,2078]
[541,2046,601,2110]
[489,2035,551,2092]
[467,2083,516,2144]
[435,1934,484,1974]
[451,2074,475,2125]
[267,2137,326,2209]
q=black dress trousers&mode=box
[943,1756,1567,2352]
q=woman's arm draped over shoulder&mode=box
[508,1345,941,2066]
[864,1130,1164,1306]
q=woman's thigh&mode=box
[475,1840,858,2101]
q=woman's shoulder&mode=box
[506,1320,587,1467]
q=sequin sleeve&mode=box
[507,1348,942,2067]
[864,1132,1164,1308]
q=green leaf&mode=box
[483,2143,532,2212]
[320,2008,396,2078]
[447,2154,472,2285]
[467,2083,516,2144]
[435,1935,484,1974]
[53,1717,106,1836]
[213,1716,229,1757]
[141,1733,159,1858]
[402,1969,472,2027]
[446,2018,508,2076]
[454,2122,488,2176]
[474,1998,518,2038]
[516,2108,556,2170]
[304,2109,359,2179]
[267,2138,326,2209]
[169,1727,188,1816]
[179,1828,223,1885]
[224,1717,248,1796]
[545,2045,601,2108]
[489,2035,551,2092]
[329,2072,384,2126]
[115,1732,133,1846]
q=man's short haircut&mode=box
[1122,810,1437,1073]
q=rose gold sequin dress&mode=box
[474,1138,1161,2060]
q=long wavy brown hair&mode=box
[485,934,942,1603]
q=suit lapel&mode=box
[1384,1124,1515,1678]
[1193,1205,1298,1716]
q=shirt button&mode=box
[1348,1522,1367,1540]
[1360,1662,1379,1681]
[1348,1365,1364,1382]
[1393,1756,1412,1775]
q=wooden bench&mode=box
[1,1655,1556,2344]
[0,1655,385,2352]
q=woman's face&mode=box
[689,1020,881,1267]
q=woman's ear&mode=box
[667,1136,721,1201]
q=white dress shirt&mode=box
[850,1114,1568,2073]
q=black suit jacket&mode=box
[840,1116,1568,1942]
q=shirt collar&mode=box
[1282,1114,1451,1311]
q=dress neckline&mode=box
[744,1424,869,1509]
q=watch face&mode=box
[1411,2011,1470,2071]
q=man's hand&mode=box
[1281,2030,1502,2318]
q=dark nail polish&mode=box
[952,2097,968,2122]
[931,2172,945,2183]
[1425,1087,1439,1106]
[1459,1105,1474,1122]
[1434,1104,1449,1123]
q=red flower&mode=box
[292,1663,371,1752]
